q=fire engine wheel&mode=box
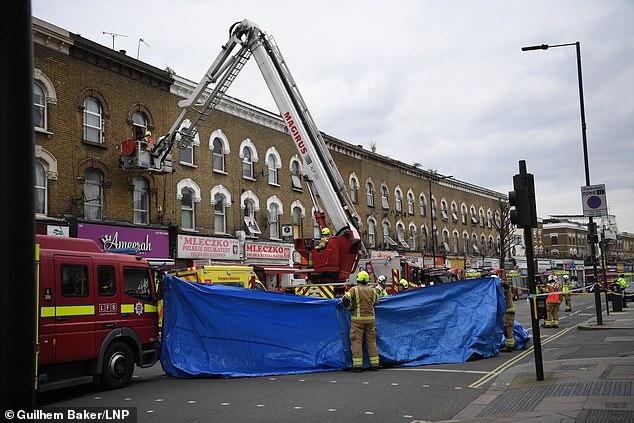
[101,342,134,389]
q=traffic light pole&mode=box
[524,222,544,381]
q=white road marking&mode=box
[404,415,413,418]
[364,411,374,415]
[298,379,305,382]
[454,387,462,390]
[391,383,399,386]
[422,384,430,388]
[269,377,277,380]
[362,381,370,384]
[187,401,197,404]
[221,403,230,406]
[385,368,489,375]
[124,398,132,401]
[257,404,265,407]
[155,399,164,402]
[328,409,337,412]
[329,380,337,383]
[146,410,154,413]
[294,406,303,409]
[93,397,102,400]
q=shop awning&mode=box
[253,265,298,274]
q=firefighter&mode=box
[396,278,409,292]
[342,270,379,372]
[314,227,331,251]
[374,275,388,298]
[143,130,156,150]
[500,276,515,352]
[562,274,572,312]
[544,275,562,328]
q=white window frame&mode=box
[132,177,149,225]
[131,111,148,141]
[242,147,254,179]
[441,199,448,221]
[291,159,302,190]
[366,181,375,207]
[420,194,427,217]
[212,137,226,172]
[381,185,389,209]
[83,97,103,144]
[180,188,195,231]
[34,160,47,216]
[33,81,47,130]
[213,193,227,234]
[84,168,103,220]
[408,224,417,251]
[267,154,279,185]
[367,218,376,247]
[269,203,280,240]
[407,191,414,215]
[349,176,359,204]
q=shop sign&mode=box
[370,250,399,260]
[77,223,169,258]
[245,242,292,261]
[177,234,240,260]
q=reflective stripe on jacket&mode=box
[344,284,378,321]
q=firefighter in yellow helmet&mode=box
[342,270,380,372]
[562,274,572,312]
[314,227,331,251]
[396,278,409,292]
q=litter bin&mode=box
[608,292,623,312]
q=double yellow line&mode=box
[468,325,577,389]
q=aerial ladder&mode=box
[119,19,364,283]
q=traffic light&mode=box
[508,161,537,228]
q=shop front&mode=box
[76,221,172,268]
[36,219,70,237]
[176,234,241,268]
[244,241,296,291]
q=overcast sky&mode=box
[33,1,634,232]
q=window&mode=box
[463,233,469,254]
[488,236,494,253]
[452,232,459,253]
[420,195,427,217]
[34,160,47,215]
[267,154,279,185]
[61,264,89,297]
[441,200,448,221]
[395,190,403,212]
[487,210,493,228]
[349,177,359,203]
[383,221,397,246]
[397,224,409,248]
[495,211,501,228]
[133,177,149,225]
[408,192,415,214]
[242,147,254,179]
[180,188,195,230]
[381,186,389,209]
[451,202,458,223]
[291,161,302,190]
[83,97,103,143]
[132,111,148,140]
[269,203,280,239]
[472,234,479,254]
[480,235,487,254]
[98,265,116,296]
[292,206,303,237]
[367,219,376,247]
[366,182,375,207]
[181,143,194,165]
[479,209,485,227]
[33,82,46,129]
[123,267,150,302]
[214,193,227,233]
[470,206,478,225]
[421,226,428,252]
[550,235,559,245]
[409,226,416,250]
[313,213,321,238]
[212,138,225,172]
[84,168,103,221]
[432,226,438,250]
[442,230,450,253]
[461,204,468,224]
[243,199,261,236]
[431,198,437,219]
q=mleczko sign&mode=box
[177,235,240,260]
[245,242,292,260]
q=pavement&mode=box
[451,305,634,423]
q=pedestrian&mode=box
[342,270,380,372]
[314,227,331,251]
[500,276,515,352]
[374,275,388,298]
[544,275,562,328]
[562,274,572,312]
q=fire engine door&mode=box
[54,255,96,362]
[94,264,121,358]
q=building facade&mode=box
[33,17,506,278]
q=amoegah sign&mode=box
[77,223,170,258]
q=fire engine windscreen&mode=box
[160,276,527,378]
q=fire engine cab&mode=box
[36,235,159,391]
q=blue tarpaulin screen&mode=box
[161,276,525,378]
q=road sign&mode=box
[581,184,607,217]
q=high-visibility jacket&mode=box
[344,284,378,321]
[562,282,572,295]
[617,277,628,290]
[374,285,388,298]
[315,235,330,251]
[546,282,561,303]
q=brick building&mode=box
[33,17,506,280]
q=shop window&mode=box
[34,160,47,215]
[180,187,195,230]
[61,264,89,297]
[84,168,103,221]
[133,177,149,225]
[123,267,150,302]
[33,82,47,130]
[98,265,116,296]
[83,97,103,143]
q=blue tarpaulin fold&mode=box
[161,276,522,378]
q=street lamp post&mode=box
[428,173,452,268]
[522,41,603,325]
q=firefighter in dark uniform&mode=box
[342,270,380,372]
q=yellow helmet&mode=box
[321,227,331,236]
[144,130,152,137]
[399,278,409,288]
[357,271,370,284]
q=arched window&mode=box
[180,188,195,230]
[292,206,303,237]
[441,199,448,221]
[212,138,225,172]
[244,198,256,219]
[349,176,359,203]
[291,160,302,190]
[451,202,458,223]
[133,177,149,225]
[409,225,417,251]
[132,111,148,140]
[470,205,478,225]
[267,154,279,185]
[461,203,468,224]
[269,203,280,239]
[432,225,439,250]
[420,194,427,217]
[367,218,376,247]
[463,232,469,254]
[472,233,479,254]
[33,82,46,130]
[487,209,493,228]
[452,231,459,253]
[381,185,389,209]
[366,181,375,207]
[178,119,198,166]
[441,229,450,253]
[480,235,487,254]
[479,208,485,227]
[242,146,254,179]
[421,226,428,252]
[395,189,403,212]
[242,196,261,237]
[396,222,408,248]
[431,197,437,219]
[84,168,103,220]
[495,211,501,228]
[488,236,494,253]
[34,160,47,215]
[213,193,227,233]
[407,191,415,214]
[83,97,103,143]
[382,220,395,246]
